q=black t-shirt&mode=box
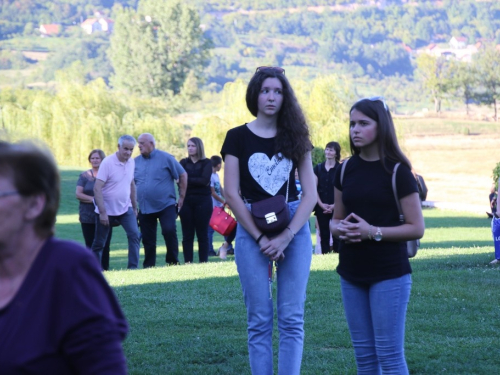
[334,154,418,283]
[313,162,340,205]
[221,124,298,202]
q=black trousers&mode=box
[179,194,212,263]
[316,210,338,254]
[81,222,112,270]
[138,204,179,267]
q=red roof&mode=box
[40,24,60,35]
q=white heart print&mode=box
[248,153,292,196]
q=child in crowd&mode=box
[208,156,225,256]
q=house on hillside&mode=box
[449,36,467,49]
[81,17,114,34]
[39,24,60,37]
[416,37,487,63]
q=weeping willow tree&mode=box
[0,62,185,166]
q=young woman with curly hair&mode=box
[221,67,317,375]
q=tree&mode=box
[474,45,500,121]
[416,54,452,113]
[447,60,477,116]
[109,0,212,98]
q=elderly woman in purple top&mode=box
[0,141,128,374]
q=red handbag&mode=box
[209,205,237,236]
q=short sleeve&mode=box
[396,164,418,199]
[76,173,87,187]
[166,154,185,181]
[313,163,320,177]
[173,158,186,178]
[96,158,110,183]
[334,162,344,192]
[221,126,242,161]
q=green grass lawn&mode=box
[55,170,500,374]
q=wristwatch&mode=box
[373,227,383,241]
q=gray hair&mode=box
[139,133,156,146]
[118,135,136,147]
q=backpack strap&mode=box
[340,157,350,187]
[392,163,405,223]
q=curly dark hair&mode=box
[349,99,412,173]
[246,69,311,162]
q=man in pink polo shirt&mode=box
[92,135,141,269]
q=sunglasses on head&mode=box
[359,96,388,111]
[255,66,285,75]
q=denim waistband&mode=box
[244,195,299,204]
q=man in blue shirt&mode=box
[135,133,187,267]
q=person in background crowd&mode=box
[294,168,302,199]
[331,97,424,374]
[76,149,113,270]
[135,133,187,267]
[208,155,225,257]
[0,141,128,374]
[92,135,141,269]
[221,66,317,375]
[487,183,497,219]
[179,137,212,263]
[314,141,341,254]
[489,179,500,264]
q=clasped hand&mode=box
[321,203,334,214]
[259,233,291,261]
[336,213,370,243]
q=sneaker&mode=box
[227,247,234,255]
[489,259,499,265]
[208,251,217,257]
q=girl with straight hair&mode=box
[221,67,317,375]
[331,98,424,374]
[179,137,213,263]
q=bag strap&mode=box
[340,157,350,186]
[285,177,290,202]
[392,163,405,224]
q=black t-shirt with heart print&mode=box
[221,124,298,202]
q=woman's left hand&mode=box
[337,212,370,243]
[259,233,290,261]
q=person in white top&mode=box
[92,135,141,269]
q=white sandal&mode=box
[218,245,227,260]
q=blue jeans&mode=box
[340,274,412,375]
[235,200,312,375]
[92,207,141,269]
[138,204,179,267]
